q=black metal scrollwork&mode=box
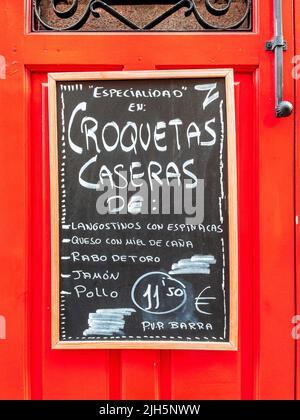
[32,0,252,32]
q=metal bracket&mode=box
[266,0,293,118]
[265,37,287,51]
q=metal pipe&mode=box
[267,0,293,117]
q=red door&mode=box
[0,0,296,399]
[295,0,300,402]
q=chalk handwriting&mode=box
[131,272,187,315]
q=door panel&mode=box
[295,0,300,402]
[0,0,296,399]
[29,67,254,402]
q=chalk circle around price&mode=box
[131,271,187,315]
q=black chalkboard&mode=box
[48,70,238,350]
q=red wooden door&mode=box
[0,0,296,399]
[295,0,300,402]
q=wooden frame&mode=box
[48,69,238,350]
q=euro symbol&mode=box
[195,286,216,315]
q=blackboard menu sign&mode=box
[48,70,238,350]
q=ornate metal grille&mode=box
[32,1,252,32]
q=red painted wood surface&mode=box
[0,0,296,399]
[295,0,300,402]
